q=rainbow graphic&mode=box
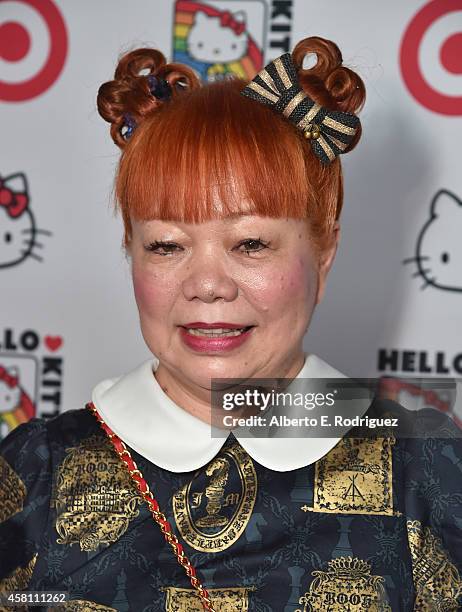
[173,0,264,82]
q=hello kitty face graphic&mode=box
[187,10,248,65]
[403,189,462,292]
[0,172,52,269]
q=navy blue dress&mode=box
[0,399,461,611]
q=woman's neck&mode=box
[152,351,307,427]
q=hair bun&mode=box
[292,36,366,114]
[97,48,201,149]
[291,36,366,152]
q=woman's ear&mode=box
[315,221,340,305]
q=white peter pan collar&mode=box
[92,352,369,472]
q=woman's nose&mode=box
[181,254,238,302]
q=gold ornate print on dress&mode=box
[50,435,142,551]
[304,437,395,515]
[50,601,117,611]
[161,586,254,611]
[407,519,462,610]
[0,456,27,523]
[295,556,391,611]
[0,554,38,612]
[172,442,257,552]
[0,553,37,593]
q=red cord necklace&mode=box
[86,401,216,612]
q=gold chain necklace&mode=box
[86,401,217,612]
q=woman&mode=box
[1,36,461,612]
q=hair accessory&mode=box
[121,113,137,140]
[240,53,360,164]
[120,75,173,141]
[147,74,172,101]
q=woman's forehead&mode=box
[131,213,309,233]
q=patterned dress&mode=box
[1,395,462,611]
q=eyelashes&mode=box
[145,238,271,257]
[237,238,271,256]
[145,241,178,256]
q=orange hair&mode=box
[97,37,366,253]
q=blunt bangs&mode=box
[114,78,332,247]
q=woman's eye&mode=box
[236,238,270,256]
[145,239,270,257]
[145,241,181,256]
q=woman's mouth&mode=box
[183,326,253,337]
[179,325,256,352]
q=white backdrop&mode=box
[1,0,462,438]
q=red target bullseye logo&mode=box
[0,0,68,102]
[400,0,462,116]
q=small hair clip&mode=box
[120,75,173,141]
[121,113,137,140]
[147,74,172,101]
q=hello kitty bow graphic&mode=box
[0,366,18,388]
[0,364,35,441]
[220,10,245,35]
[0,175,29,218]
[0,172,52,269]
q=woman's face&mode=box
[128,213,339,391]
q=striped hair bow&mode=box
[240,53,360,165]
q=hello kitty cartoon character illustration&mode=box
[403,189,462,292]
[0,365,35,440]
[173,1,263,82]
[187,9,249,80]
[0,172,52,269]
